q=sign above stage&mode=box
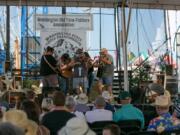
[35,14,93,31]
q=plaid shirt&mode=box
[147,112,180,131]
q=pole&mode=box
[6,5,10,66]
[99,8,102,50]
[121,1,129,91]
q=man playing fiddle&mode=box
[98,48,114,95]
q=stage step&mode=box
[165,75,178,95]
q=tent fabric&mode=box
[0,0,180,9]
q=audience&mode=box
[147,95,180,133]
[113,91,144,129]
[65,96,85,120]
[103,124,121,135]
[85,96,113,123]
[75,93,90,114]
[41,91,75,135]
[58,117,95,135]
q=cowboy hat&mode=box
[100,48,108,53]
[2,110,38,135]
[155,95,170,107]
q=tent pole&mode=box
[121,0,129,91]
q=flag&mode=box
[128,52,136,61]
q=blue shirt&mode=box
[113,104,144,129]
[147,112,180,132]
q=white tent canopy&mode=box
[0,0,180,10]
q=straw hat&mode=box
[100,48,108,53]
[77,93,88,104]
[58,117,95,135]
[155,95,170,107]
[2,110,38,135]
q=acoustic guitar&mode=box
[60,69,73,78]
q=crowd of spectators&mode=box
[0,87,179,135]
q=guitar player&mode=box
[59,53,73,95]
[40,46,59,96]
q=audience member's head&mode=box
[77,93,88,104]
[41,97,54,112]
[102,91,112,102]
[65,96,76,112]
[103,124,121,135]
[53,91,65,106]
[2,110,38,135]
[155,95,170,115]
[58,117,95,135]
[0,122,25,135]
[146,83,165,103]
[118,91,131,105]
[20,100,40,124]
[95,96,106,109]
[25,90,36,101]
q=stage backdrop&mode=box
[41,30,86,58]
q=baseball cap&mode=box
[118,91,131,100]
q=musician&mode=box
[59,53,73,94]
[72,49,88,94]
[40,46,59,95]
[98,48,114,95]
[84,52,94,95]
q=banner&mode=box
[35,14,93,30]
[41,30,86,58]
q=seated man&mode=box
[75,93,90,114]
[113,91,144,129]
[147,95,180,133]
[41,91,75,135]
[85,96,113,123]
[145,83,171,104]
[65,96,85,120]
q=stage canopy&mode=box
[0,0,180,10]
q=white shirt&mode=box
[72,111,86,120]
[85,109,113,123]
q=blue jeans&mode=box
[101,76,113,86]
[59,76,67,94]
[87,72,94,94]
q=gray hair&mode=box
[65,96,76,109]
[95,96,106,107]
